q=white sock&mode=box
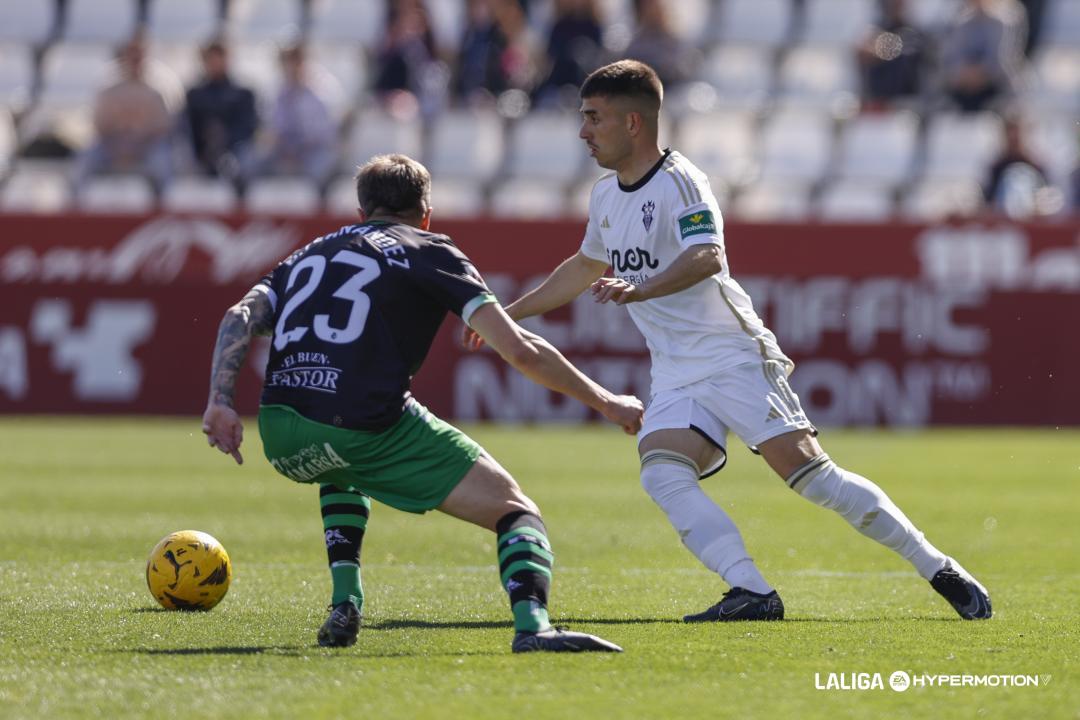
[641,450,773,595]
[788,454,948,580]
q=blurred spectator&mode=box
[533,0,604,108]
[453,0,541,105]
[856,0,930,111]
[982,113,1053,218]
[623,0,696,88]
[374,0,446,117]
[940,0,1027,113]
[73,37,174,193]
[250,44,337,189]
[184,39,257,184]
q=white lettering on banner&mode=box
[0,218,298,285]
[30,300,155,401]
[0,327,28,400]
[916,224,1080,291]
[742,277,988,355]
[453,355,651,422]
[793,360,991,427]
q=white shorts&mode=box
[639,360,815,478]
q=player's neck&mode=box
[615,146,664,187]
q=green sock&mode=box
[330,561,363,608]
[512,599,551,633]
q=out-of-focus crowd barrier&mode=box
[1,213,1077,426]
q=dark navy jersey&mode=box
[256,222,496,430]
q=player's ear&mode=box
[625,110,642,137]
[357,207,369,221]
[420,207,432,231]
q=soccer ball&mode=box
[146,530,232,611]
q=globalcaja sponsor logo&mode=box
[678,210,717,238]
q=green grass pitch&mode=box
[1,418,1077,719]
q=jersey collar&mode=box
[617,149,672,193]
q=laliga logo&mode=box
[889,671,911,692]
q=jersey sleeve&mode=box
[413,237,498,326]
[665,166,725,250]
[579,183,609,263]
[253,260,289,315]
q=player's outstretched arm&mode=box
[202,286,274,465]
[463,251,608,351]
[469,302,643,434]
[592,244,722,305]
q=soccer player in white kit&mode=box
[471,60,992,621]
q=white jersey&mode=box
[581,150,791,393]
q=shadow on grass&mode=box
[366,616,683,631]
[129,646,307,656]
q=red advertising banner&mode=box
[1,213,1077,426]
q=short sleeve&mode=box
[413,237,497,325]
[672,200,725,250]
[580,211,607,263]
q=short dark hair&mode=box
[580,59,663,110]
[354,154,431,218]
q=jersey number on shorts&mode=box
[274,250,382,351]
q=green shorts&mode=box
[257,400,483,514]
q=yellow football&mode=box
[146,530,232,611]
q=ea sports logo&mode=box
[890,671,911,692]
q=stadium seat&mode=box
[0,164,74,213]
[230,42,281,108]
[38,43,116,107]
[161,176,238,214]
[676,110,757,187]
[309,0,385,50]
[0,1,55,44]
[426,0,467,51]
[1043,0,1080,47]
[901,178,983,221]
[715,0,793,48]
[699,45,773,111]
[310,44,368,105]
[758,110,835,184]
[145,0,221,43]
[429,178,487,219]
[489,179,567,219]
[921,112,1004,182]
[346,110,423,167]
[1030,47,1080,114]
[425,109,504,183]
[504,112,585,183]
[63,0,138,43]
[835,111,919,185]
[1024,113,1079,186]
[229,0,305,43]
[906,0,963,31]
[246,177,321,215]
[776,45,859,111]
[817,180,895,221]
[0,43,34,110]
[800,0,876,46]
[77,175,156,214]
[148,43,203,89]
[730,181,812,221]
[665,0,713,46]
[0,110,14,175]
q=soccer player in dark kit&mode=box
[201,154,643,652]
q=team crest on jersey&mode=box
[641,201,655,231]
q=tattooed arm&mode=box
[201,286,275,465]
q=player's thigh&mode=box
[756,429,824,479]
[638,389,729,475]
[437,452,539,532]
